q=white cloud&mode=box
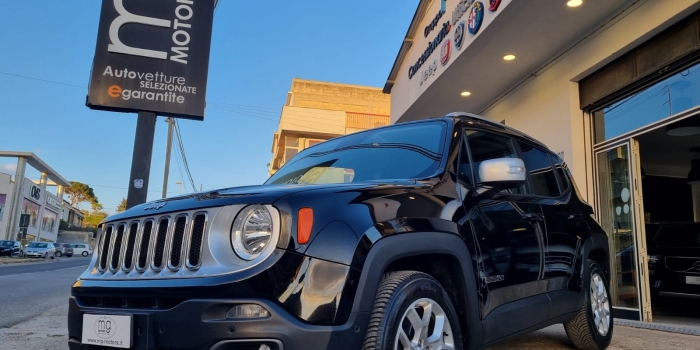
[1,164,17,173]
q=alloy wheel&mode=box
[590,272,611,336]
[395,298,454,350]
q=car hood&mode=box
[102,181,418,223]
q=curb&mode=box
[614,319,700,336]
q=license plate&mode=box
[686,276,700,285]
[82,314,132,349]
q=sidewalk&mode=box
[0,257,54,265]
[2,304,699,350]
[0,305,68,350]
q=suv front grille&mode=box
[96,212,208,276]
[98,226,113,271]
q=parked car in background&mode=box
[64,244,74,257]
[25,242,56,259]
[54,243,70,257]
[0,240,23,257]
[647,222,700,299]
[70,243,93,257]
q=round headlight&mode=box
[231,205,274,260]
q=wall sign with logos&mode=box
[408,22,452,79]
[24,182,44,204]
[86,0,216,120]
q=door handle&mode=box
[568,213,583,220]
[522,213,544,222]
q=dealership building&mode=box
[385,0,700,324]
[0,152,70,243]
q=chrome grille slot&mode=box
[122,222,139,271]
[187,213,207,269]
[110,224,126,271]
[98,226,114,272]
[168,215,188,270]
[152,217,171,271]
[136,220,154,272]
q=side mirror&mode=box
[478,158,526,191]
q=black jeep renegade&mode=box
[68,113,612,350]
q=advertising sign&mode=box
[86,0,216,120]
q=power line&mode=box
[0,71,86,89]
[174,119,196,192]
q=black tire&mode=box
[82,251,89,257]
[56,251,62,257]
[51,252,55,259]
[66,254,73,258]
[362,271,463,350]
[564,260,613,350]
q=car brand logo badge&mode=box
[440,39,451,66]
[454,21,465,50]
[94,317,116,339]
[468,1,484,35]
[144,202,167,211]
[489,0,502,11]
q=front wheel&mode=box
[564,260,613,350]
[82,251,89,257]
[362,271,463,350]
[56,251,62,257]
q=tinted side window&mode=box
[466,130,524,194]
[518,142,560,197]
[549,154,570,192]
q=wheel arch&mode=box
[351,231,483,348]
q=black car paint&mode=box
[0,241,23,257]
[647,222,700,298]
[69,115,610,350]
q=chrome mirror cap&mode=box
[479,158,526,186]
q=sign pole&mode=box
[126,111,157,210]
[162,118,174,199]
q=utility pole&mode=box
[162,118,174,199]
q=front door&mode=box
[595,139,652,321]
[459,129,547,340]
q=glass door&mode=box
[595,139,652,321]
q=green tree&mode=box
[65,182,98,208]
[82,209,108,227]
[116,198,127,212]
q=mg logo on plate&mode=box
[94,317,116,339]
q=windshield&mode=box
[0,241,13,247]
[28,243,48,248]
[653,223,700,248]
[266,121,446,185]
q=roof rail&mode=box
[445,112,547,148]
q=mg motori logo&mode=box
[94,317,116,339]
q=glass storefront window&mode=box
[22,199,40,228]
[0,194,6,221]
[42,210,57,232]
[594,62,700,143]
[597,145,640,309]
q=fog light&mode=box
[226,304,270,319]
[259,345,271,350]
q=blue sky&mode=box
[0,0,416,213]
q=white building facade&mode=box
[385,0,700,323]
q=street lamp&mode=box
[176,181,182,194]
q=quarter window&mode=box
[518,142,560,197]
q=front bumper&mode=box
[25,252,45,258]
[67,297,367,350]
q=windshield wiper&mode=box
[306,143,441,161]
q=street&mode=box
[0,257,91,328]
[1,257,699,350]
